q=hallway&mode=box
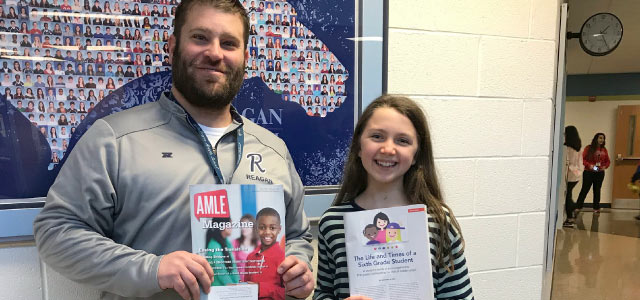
[551,209,640,300]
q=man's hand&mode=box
[157,251,214,300]
[345,296,373,300]
[277,255,314,299]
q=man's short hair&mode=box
[173,0,249,48]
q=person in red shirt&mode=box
[29,22,42,35]
[575,133,610,215]
[244,208,285,300]
[133,41,144,53]
[60,0,72,11]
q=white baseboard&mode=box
[612,198,640,209]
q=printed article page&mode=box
[344,204,434,300]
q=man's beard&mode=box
[171,42,245,111]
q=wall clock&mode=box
[567,12,623,56]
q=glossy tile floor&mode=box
[551,209,640,300]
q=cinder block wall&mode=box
[388,1,560,299]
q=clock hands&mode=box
[588,24,613,50]
[600,35,609,50]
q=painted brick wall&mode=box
[388,0,560,299]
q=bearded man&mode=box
[33,1,314,299]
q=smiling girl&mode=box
[314,95,474,300]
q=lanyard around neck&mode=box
[168,92,244,184]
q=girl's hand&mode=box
[346,296,373,300]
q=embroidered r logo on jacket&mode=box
[246,153,266,173]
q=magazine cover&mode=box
[344,204,435,300]
[190,184,286,300]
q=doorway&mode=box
[550,1,640,299]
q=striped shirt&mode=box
[313,202,474,300]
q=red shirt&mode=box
[582,145,610,171]
[244,244,285,300]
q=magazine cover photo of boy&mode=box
[244,208,286,300]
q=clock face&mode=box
[580,13,623,56]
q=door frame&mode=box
[542,3,568,300]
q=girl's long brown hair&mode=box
[333,94,464,272]
[586,132,605,161]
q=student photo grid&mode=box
[3,0,176,170]
[1,0,349,170]
[244,0,349,118]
